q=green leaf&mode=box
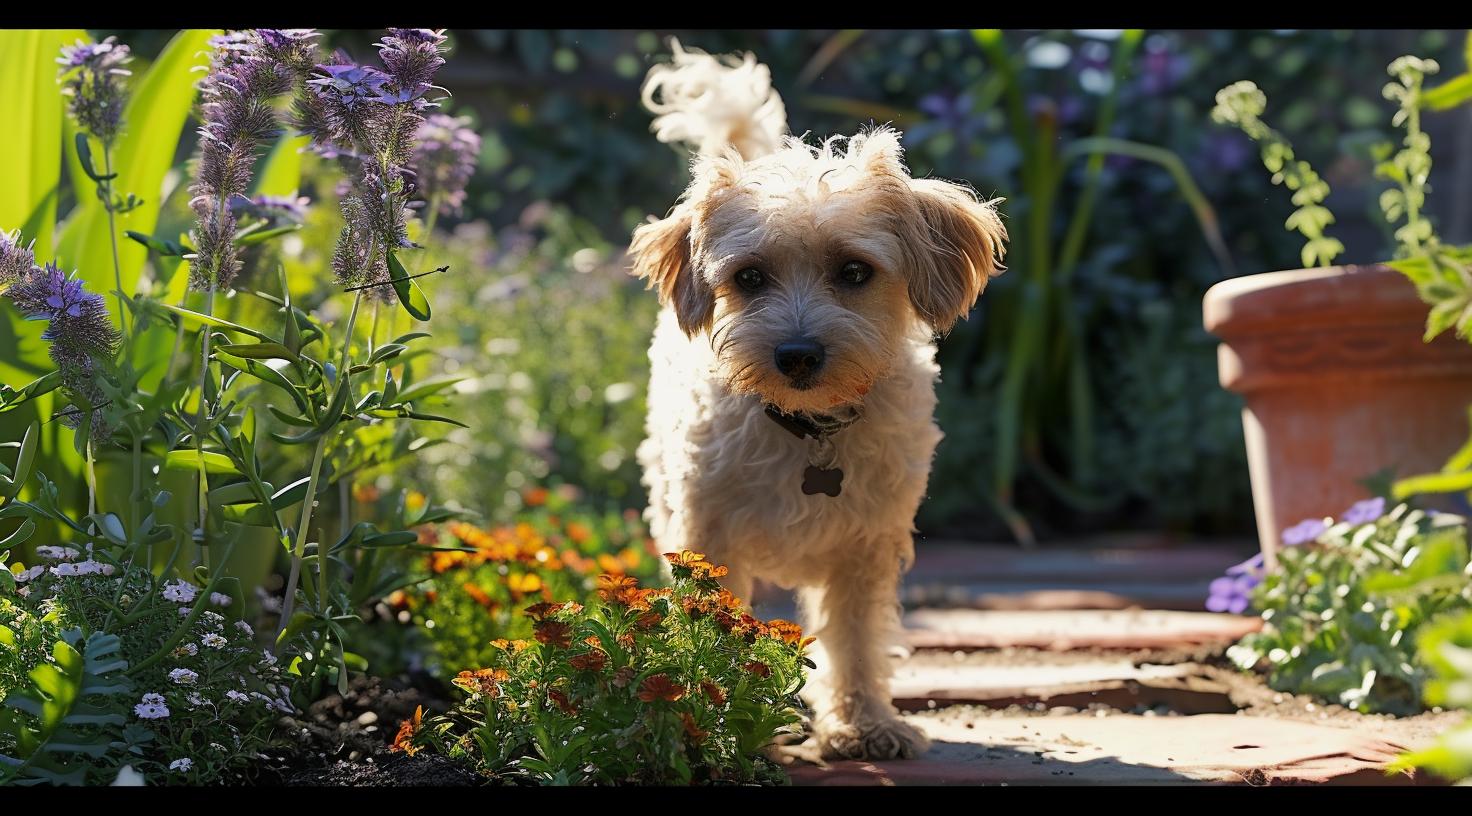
[217,342,299,363]
[1393,469,1472,499]
[1,421,39,501]
[0,372,62,414]
[389,376,463,406]
[162,304,274,341]
[163,450,240,476]
[72,132,114,182]
[234,224,302,247]
[124,230,193,257]
[387,251,432,321]
[1423,73,1472,111]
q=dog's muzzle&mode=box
[774,337,825,387]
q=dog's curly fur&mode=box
[631,40,1007,760]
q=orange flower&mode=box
[635,611,664,630]
[568,650,607,672]
[679,711,708,746]
[596,574,640,605]
[524,487,549,507]
[386,590,411,611]
[505,572,543,597]
[566,522,593,544]
[547,689,578,716]
[689,561,729,580]
[463,582,497,611]
[533,620,573,649]
[389,705,423,755]
[523,601,560,620]
[637,673,686,703]
[616,632,636,649]
[583,635,603,649]
[765,619,805,646]
[453,668,509,696]
[618,546,644,570]
[715,589,744,611]
[561,601,584,615]
[700,680,727,705]
[491,638,531,653]
[405,490,427,513]
[612,666,636,688]
[664,551,707,568]
[597,553,625,575]
[353,482,382,504]
[743,660,771,678]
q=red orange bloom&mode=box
[547,689,578,716]
[389,705,423,755]
[533,620,573,648]
[765,619,805,646]
[568,650,607,672]
[743,660,771,678]
[637,673,686,703]
[679,711,708,745]
[701,680,726,705]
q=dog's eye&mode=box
[735,267,765,292]
[838,261,873,286]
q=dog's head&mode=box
[629,127,1006,414]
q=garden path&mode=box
[754,539,1462,786]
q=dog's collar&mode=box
[762,403,862,441]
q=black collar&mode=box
[763,403,862,440]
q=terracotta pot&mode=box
[1202,264,1472,568]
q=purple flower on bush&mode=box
[1281,518,1327,546]
[189,29,320,291]
[413,114,480,217]
[1207,574,1257,614]
[1,236,120,434]
[57,36,132,145]
[1341,497,1386,526]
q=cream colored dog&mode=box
[630,41,1006,760]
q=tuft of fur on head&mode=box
[641,38,789,161]
[631,125,1006,415]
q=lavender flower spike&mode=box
[413,114,481,217]
[1341,497,1386,526]
[1,238,120,434]
[188,29,320,291]
[58,36,133,146]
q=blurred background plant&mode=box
[240,28,1469,543]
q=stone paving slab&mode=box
[891,659,1196,704]
[903,609,1263,651]
[788,714,1429,786]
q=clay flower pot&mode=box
[1203,264,1472,568]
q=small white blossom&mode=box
[224,690,250,703]
[179,607,192,617]
[210,592,232,607]
[36,545,80,561]
[50,563,79,577]
[201,611,225,628]
[202,633,228,649]
[234,620,253,636]
[168,758,193,772]
[179,642,198,656]
[134,693,169,720]
[261,650,278,667]
[169,668,199,685]
[162,580,197,604]
[186,692,206,708]
[13,565,44,583]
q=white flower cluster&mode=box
[210,592,232,607]
[162,579,198,604]
[169,668,199,685]
[134,693,170,720]
[49,559,115,577]
[169,757,193,772]
[35,545,80,561]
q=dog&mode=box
[629,40,1007,761]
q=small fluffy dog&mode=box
[630,41,1006,760]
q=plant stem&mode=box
[103,146,129,339]
[275,433,328,650]
[195,285,216,543]
[84,437,97,519]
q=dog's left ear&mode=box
[628,206,715,336]
[902,178,1007,334]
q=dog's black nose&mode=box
[774,338,825,379]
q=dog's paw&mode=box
[815,714,929,761]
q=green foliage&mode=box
[406,552,808,785]
[1390,610,1472,781]
[0,627,131,785]
[1210,80,1345,268]
[1228,502,1472,714]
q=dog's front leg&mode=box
[800,547,929,761]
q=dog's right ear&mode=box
[629,206,715,336]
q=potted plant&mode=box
[1203,45,1472,568]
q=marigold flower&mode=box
[566,521,592,545]
[523,601,560,620]
[389,705,423,755]
[463,582,496,610]
[679,711,708,745]
[568,650,607,672]
[635,611,664,630]
[533,620,573,649]
[700,680,726,705]
[637,673,686,703]
[352,482,381,503]
[584,635,602,649]
[664,551,707,568]
[617,632,636,649]
[596,574,640,605]
[490,638,530,653]
[765,619,805,646]
[453,668,508,696]
[523,487,549,507]
[547,689,578,716]
[743,660,771,678]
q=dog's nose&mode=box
[774,338,825,379]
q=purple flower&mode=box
[412,114,480,217]
[189,29,321,291]
[1341,497,1387,526]
[0,229,38,287]
[2,251,120,434]
[1206,574,1257,614]
[57,36,133,146]
[1281,518,1327,546]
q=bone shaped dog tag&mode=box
[802,465,843,497]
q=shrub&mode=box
[398,551,810,785]
[1223,498,1472,714]
[400,486,661,676]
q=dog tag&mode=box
[802,465,843,497]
